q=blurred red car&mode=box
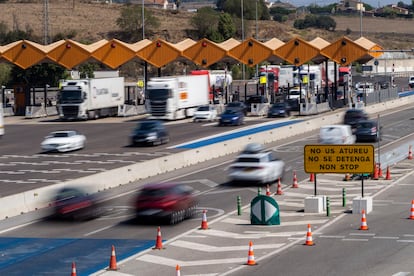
[52,187,105,220]
[133,183,198,225]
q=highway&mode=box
[0,102,413,275]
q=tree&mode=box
[0,64,11,87]
[116,5,160,42]
[190,7,220,39]
[217,13,236,41]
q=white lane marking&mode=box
[136,254,245,267]
[84,225,114,236]
[397,240,414,243]
[220,217,328,226]
[170,240,284,252]
[319,235,345,239]
[342,238,369,242]
[349,233,376,236]
[391,272,411,276]
[373,236,399,239]
[403,234,414,237]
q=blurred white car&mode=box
[193,105,217,122]
[228,143,285,184]
[41,130,86,153]
[318,125,356,144]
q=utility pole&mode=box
[43,0,49,45]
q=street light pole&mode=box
[255,0,258,78]
[142,0,145,39]
[359,0,363,37]
[241,0,245,80]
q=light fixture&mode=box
[248,58,254,64]
[66,43,71,49]
[294,57,300,64]
[202,59,207,65]
[341,40,347,46]
[248,41,253,47]
[111,42,116,48]
[156,41,161,47]
[294,40,299,46]
[21,44,27,49]
[201,41,207,47]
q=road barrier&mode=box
[0,94,414,219]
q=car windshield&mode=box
[197,106,209,111]
[236,157,260,163]
[224,109,237,114]
[137,122,157,130]
[290,90,300,95]
[357,122,376,128]
[52,132,70,138]
[272,103,285,108]
[228,102,242,107]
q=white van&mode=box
[288,87,307,100]
[318,124,355,144]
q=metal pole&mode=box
[142,0,145,39]
[1,86,5,108]
[359,0,362,37]
[241,0,245,80]
[255,0,258,78]
[361,177,364,198]
[314,173,317,196]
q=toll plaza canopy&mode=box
[0,36,383,70]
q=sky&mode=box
[283,0,412,8]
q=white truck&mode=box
[145,74,210,120]
[57,77,125,120]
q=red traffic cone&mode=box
[292,171,299,188]
[176,264,181,276]
[200,209,209,230]
[304,224,314,246]
[309,173,315,182]
[409,145,413,160]
[246,241,256,265]
[359,209,369,230]
[378,163,383,178]
[372,164,379,180]
[385,166,391,180]
[275,178,283,195]
[71,262,77,276]
[153,226,165,249]
[108,245,118,271]
[409,200,414,220]
[266,184,271,196]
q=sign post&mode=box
[304,145,375,197]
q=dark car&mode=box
[133,182,198,225]
[343,109,369,129]
[267,102,291,118]
[355,120,381,142]
[218,109,245,126]
[52,187,105,220]
[130,120,169,146]
[226,101,248,115]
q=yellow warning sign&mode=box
[137,80,144,88]
[304,145,375,174]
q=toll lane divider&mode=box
[0,95,414,220]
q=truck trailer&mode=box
[145,74,210,120]
[57,77,125,120]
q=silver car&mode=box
[41,130,86,153]
[228,143,285,184]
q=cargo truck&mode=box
[145,74,210,120]
[57,77,125,120]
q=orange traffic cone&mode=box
[359,209,369,230]
[108,245,118,271]
[266,184,271,196]
[292,171,299,188]
[176,264,181,276]
[246,241,256,265]
[378,163,383,178]
[409,200,414,220]
[385,166,391,180]
[309,173,315,182]
[408,145,413,160]
[71,262,77,276]
[153,226,165,250]
[200,209,209,230]
[304,224,314,246]
[275,178,283,195]
[372,164,379,180]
